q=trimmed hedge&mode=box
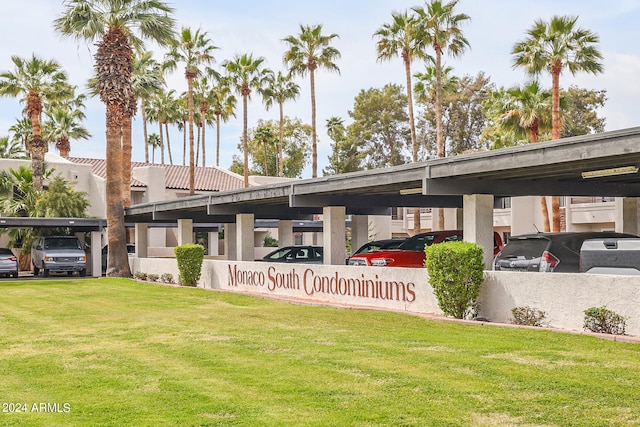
[425,241,485,319]
[174,243,205,287]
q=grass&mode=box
[0,279,639,427]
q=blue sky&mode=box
[1,0,639,177]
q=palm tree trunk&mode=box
[550,64,562,231]
[141,98,149,163]
[196,124,201,166]
[188,77,195,195]
[541,196,551,232]
[216,114,221,167]
[164,122,173,165]
[310,68,317,179]
[159,122,165,165]
[105,104,131,277]
[121,114,132,207]
[242,94,249,187]
[279,102,284,177]
[202,121,206,167]
[182,118,187,166]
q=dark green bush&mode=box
[425,241,485,319]
[583,306,627,335]
[174,244,205,287]
[263,233,278,247]
[511,306,546,327]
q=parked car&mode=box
[0,247,18,278]
[257,246,323,264]
[494,231,637,273]
[31,235,87,277]
[351,239,406,257]
[580,237,640,275]
[102,243,136,272]
[348,230,504,267]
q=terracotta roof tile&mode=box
[67,158,244,192]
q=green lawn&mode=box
[0,279,639,427]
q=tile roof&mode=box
[67,158,245,192]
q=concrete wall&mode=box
[129,256,640,337]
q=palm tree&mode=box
[283,24,341,178]
[193,72,221,166]
[413,0,470,159]
[512,15,603,231]
[148,132,161,163]
[132,51,165,163]
[209,76,236,167]
[263,70,300,177]
[223,54,269,187]
[165,27,218,195]
[374,11,426,164]
[43,106,91,157]
[8,118,33,152]
[55,0,175,277]
[0,54,70,190]
[0,136,26,159]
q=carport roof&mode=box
[124,127,640,224]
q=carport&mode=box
[124,127,640,266]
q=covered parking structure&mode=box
[124,127,640,266]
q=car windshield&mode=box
[498,238,549,259]
[398,235,438,251]
[265,248,296,260]
[44,238,82,250]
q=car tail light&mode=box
[539,251,559,272]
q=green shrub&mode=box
[511,306,546,327]
[263,232,278,247]
[160,273,174,284]
[133,271,147,281]
[174,244,205,287]
[425,241,485,319]
[147,273,159,282]
[583,306,627,335]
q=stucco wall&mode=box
[129,257,640,337]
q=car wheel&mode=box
[11,272,18,278]
[43,269,49,278]
[33,263,39,276]
[67,271,73,276]
[80,269,86,277]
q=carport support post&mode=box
[90,230,101,277]
[323,206,346,265]
[236,213,255,261]
[463,194,494,268]
[134,223,148,258]
[351,215,369,256]
[177,219,193,246]
[224,223,237,260]
[278,220,294,247]
[208,231,219,256]
[615,197,639,235]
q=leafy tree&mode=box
[263,70,300,177]
[347,84,410,169]
[374,11,425,164]
[512,15,603,232]
[165,27,218,194]
[0,54,71,190]
[223,54,270,187]
[323,117,364,175]
[561,86,606,137]
[55,0,176,278]
[35,176,89,218]
[229,118,311,178]
[283,24,341,178]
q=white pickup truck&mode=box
[580,237,640,275]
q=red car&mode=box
[348,230,504,267]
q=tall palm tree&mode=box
[209,76,236,167]
[165,27,218,195]
[193,72,221,167]
[283,24,341,178]
[132,51,165,163]
[223,54,269,187]
[262,70,300,177]
[413,0,470,159]
[148,132,161,163]
[512,15,603,231]
[0,54,70,190]
[374,11,426,164]
[55,0,175,277]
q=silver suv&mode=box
[31,236,87,277]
